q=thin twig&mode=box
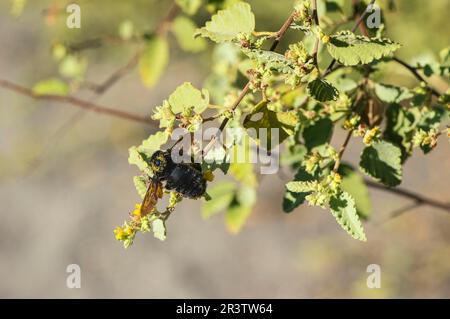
[391,57,441,97]
[365,180,450,212]
[0,78,157,126]
[81,50,141,94]
[333,130,352,172]
[311,0,321,75]
[377,202,422,225]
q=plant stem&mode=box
[333,130,352,172]
[0,78,157,126]
[391,57,441,97]
[311,0,321,75]
[365,180,450,213]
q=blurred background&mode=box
[0,0,449,298]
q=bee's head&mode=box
[149,150,172,178]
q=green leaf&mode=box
[307,78,339,102]
[280,144,307,167]
[283,167,315,213]
[202,182,236,218]
[151,218,166,241]
[286,180,316,193]
[32,78,69,96]
[225,186,256,234]
[244,49,295,74]
[383,104,420,161]
[302,118,333,150]
[168,82,209,114]
[10,0,26,17]
[374,83,413,103]
[118,20,134,40]
[128,147,150,173]
[59,55,87,80]
[329,191,367,241]
[175,0,202,15]
[196,2,255,43]
[133,176,148,199]
[243,100,298,149]
[339,164,372,220]
[139,36,169,87]
[229,162,257,187]
[326,31,401,66]
[129,131,169,173]
[171,16,207,52]
[139,131,170,157]
[359,140,403,187]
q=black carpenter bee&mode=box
[148,150,207,199]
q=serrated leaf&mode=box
[175,0,202,15]
[129,131,169,173]
[139,36,169,87]
[283,167,315,213]
[196,2,255,43]
[32,78,69,96]
[133,176,148,199]
[139,131,170,158]
[374,83,413,103]
[329,191,367,241]
[326,31,401,66]
[244,49,295,74]
[359,140,402,187]
[286,180,316,193]
[171,16,207,52]
[339,164,372,220]
[128,147,150,173]
[243,100,298,149]
[302,118,333,150]
[151,218,166,241]
[307,78,339,102]
[202,182,236,218]
[168,82,209,114]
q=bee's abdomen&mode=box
[166,164,206,198]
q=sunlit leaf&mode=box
[171,16,207,52]
[329,191,367,241]
[32,78,69,96]
[326,31,401,66]
[139,36,169,87]
[196,2,255,43]
[202,182,236,218]
[168,82,210,114]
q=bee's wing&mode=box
[140,178,163,217]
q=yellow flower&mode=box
[114,226,127,241]
[132,203,142,218]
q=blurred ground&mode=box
[0,0,449,298]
